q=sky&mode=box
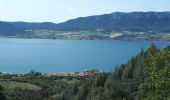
[0,0,170,23]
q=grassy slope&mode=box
[0,81,41,91]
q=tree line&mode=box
[0,44,170,100]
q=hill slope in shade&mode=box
[1,12,170,36]
[55,12,170,32]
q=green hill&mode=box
[0,45,169,100]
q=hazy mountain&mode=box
[55,12,170,32]
[1,12,170,36]
[0,21,57,36]
[0,21,24,36]
[10,22,57,30]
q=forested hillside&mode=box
[55,12,170,32]
[0,45,169,100]
[1,12,170,36]
[0,21,24,36]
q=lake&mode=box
[0,38,169,73]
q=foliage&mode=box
[0,85,6,100]
[0,45,170,100]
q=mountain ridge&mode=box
[55,11,170,32]
[1,12,170,36]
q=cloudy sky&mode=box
[0,0,169,23]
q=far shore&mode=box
[0,69,101,77]
[0,36,170,43]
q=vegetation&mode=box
[55,12,170,32]
[0,45,169,100]
[1,12,170,41]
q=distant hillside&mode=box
[1,12,170,36]
[0,21,57,36]
[56,12,170,32]
[10,22,57,30]
[0,21,24,36]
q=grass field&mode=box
[0,81,41,91]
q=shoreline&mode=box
[0,69,101,77]
[0,36,170,43]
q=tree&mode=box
[0,85,6,100]
[139,46,170,99]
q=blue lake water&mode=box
[0,38,169,73]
